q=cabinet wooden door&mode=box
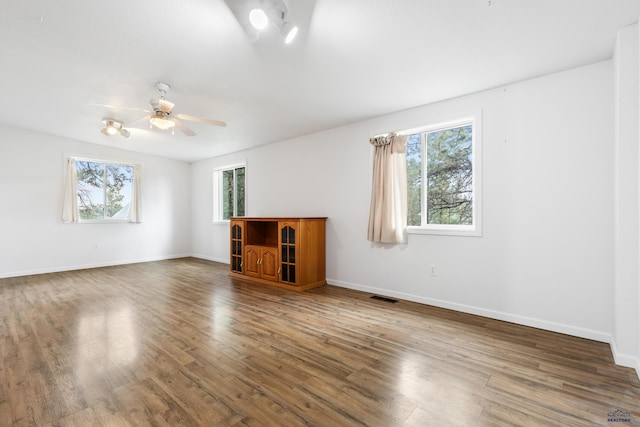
[245,245,261,278]
[260,248,278,281]
[245,245,278,280]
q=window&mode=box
[214,163,246,221]
[405,116,481,236]
[76,160,134,220]
[62,156,141,224]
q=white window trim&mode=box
[402,113,483,237]
[69,154,138,169]
[213,161,247,223]
[67,154,140,224]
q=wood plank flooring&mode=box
[0,257,639,426]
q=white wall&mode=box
[0,124,191,277]
[613,23,640,375]
[191,61,615,345]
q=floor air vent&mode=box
[370,295,398,303]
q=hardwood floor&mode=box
[0,258,638,426]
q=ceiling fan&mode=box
[95,82,226,137]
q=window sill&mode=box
[78,219,131,224]
[407,225,482,237]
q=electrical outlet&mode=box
[429,265,436,276]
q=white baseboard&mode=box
[326,278,611,343]
[610,337,640,379]
[190,254,230,264]
[0,253,192,279]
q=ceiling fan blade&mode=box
[175,113,226,127]
[173,118,196,136]
[126,115,152,127]
[89,103,149,112]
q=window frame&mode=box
[72,156,138,224]
[213,161,247,223]
[403,113,482,237]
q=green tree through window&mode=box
[407,123,474,228]
[407,134,422,226]
[222,166,245,220]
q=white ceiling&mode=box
[1,0,639,162]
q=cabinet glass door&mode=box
[280,224,297,284]
[230,223,243,273]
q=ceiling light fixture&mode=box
[101,119,130,138]
[249,8,269,29]
[228,0,299,45]
[281,21,298,44]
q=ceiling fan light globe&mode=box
[249,8,268,30]
[150,116,176,130]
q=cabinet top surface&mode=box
[230,217,327,221]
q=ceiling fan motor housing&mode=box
[149,98,175,115]
[149,82,175,114]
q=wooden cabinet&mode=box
[229,217,326,291]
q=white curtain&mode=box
[128,164,142,223]
[367,133,408,244]
[62,157,79,223]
